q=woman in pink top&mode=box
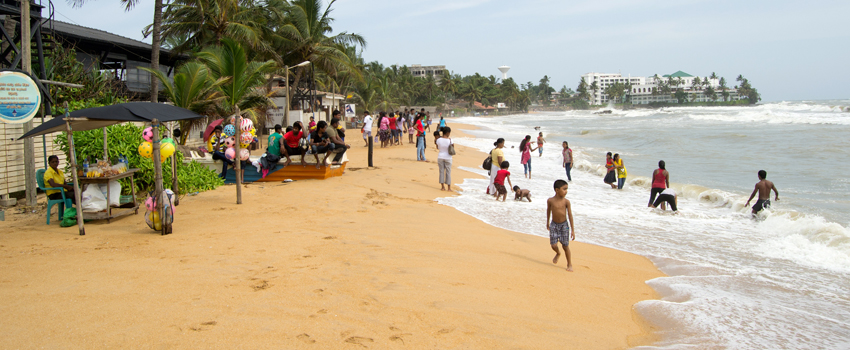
[648,160,670,209]
[519,135,537,179]
[378,111,391,148]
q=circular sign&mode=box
[0,71,42,124]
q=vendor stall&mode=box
[78,168,139,223]
[19,102,206,235]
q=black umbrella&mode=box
[18,102,204,139]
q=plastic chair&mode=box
[36,169,73,225]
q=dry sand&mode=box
[0,122,663,349]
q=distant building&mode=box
[581,71,740,105]
[410,64,446,80]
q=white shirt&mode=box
[436,138,453,160]
[362,115,373,132]
[661,188,676,196]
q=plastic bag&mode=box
[60,208,77,227]
[82,185,107,212]
[97,180,122,207]
[144,190,175,231]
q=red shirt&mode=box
[283,130,303,148]
[494,169,510,185]
[416,120,425,136]
[388,117,397,130]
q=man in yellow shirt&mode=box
[44,155,76,204]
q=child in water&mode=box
[546,180,575,271]
[493,161,512,202]
[513,186,532,202]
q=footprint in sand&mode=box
[389,333,412,344]
[345,336,374,347]
[251,280,270,291]
[297,333,316,344]
[323,236,336,240]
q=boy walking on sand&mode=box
[546,180,575,271]
[493,161,512,202]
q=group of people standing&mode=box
[360,108,447,163]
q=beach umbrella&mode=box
[203,119,224,141]
[19,102,204,139]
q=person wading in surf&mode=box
[745,170,779,216]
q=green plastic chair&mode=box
[36,169,73,225]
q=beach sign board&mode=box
[344,104,356,118]
[0,71,41,124]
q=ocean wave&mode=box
[755,214,850,273]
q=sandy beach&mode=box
[0,122,663,349]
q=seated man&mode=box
[326,118,350,165]
[208,125,232,179]
[281,123,307,167]
[266,124,283,160]
[45,155,76,204]
[309,121,334,168]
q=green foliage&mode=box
[53,123,223,197]
[46,46,128,115]
[571,99,590,110]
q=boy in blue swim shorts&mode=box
[546,179,575,271]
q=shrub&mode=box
[54,123,223,197]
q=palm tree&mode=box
[351,74,380,113]
[460,78,485,108]
[589,81,598,104]
[143,62,227,144]
[148,0,269,55]
[196,38,277,121]
[275,0,366,109]
[374,74,398,112]
[719,77,729,102]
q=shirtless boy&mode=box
[745,170,779,216]
[546,180,575,271]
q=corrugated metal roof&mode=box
[49,19,174,57]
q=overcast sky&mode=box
[51,0,850,101]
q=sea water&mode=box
[437,100,850,349]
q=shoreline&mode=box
[0,122,664,348]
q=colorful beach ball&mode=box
[162,138,175,146]
[160,142,176,160]
[225,148,236,160]
[142,127,154,142]
[138,141,153,158]
[239,148,250,161]
[241,118,254,132]
[240,131,253,145]
[223,124,236,137]
[224,136,236,148]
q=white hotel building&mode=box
[581,71,740,105]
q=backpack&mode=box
[482,148,494,170]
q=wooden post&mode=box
[102,128,108,162]
[234,108,242,204]
[63,105,85,235]
[368,136,373,167]
[284,65,289,127]
[151,119,166,234]
[21,0,36,208]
